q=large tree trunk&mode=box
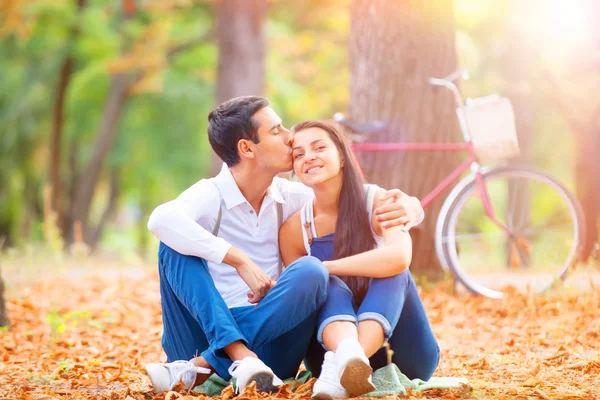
[211,0,268,175]
[349,0,459,279]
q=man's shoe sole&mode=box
[248,372,278,393]
[339,358,375,397]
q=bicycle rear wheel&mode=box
[436,166,585,299]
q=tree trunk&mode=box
[70,0,138,246]
[573,115,599,261]
[89,168,120,251]
[500,28,536,267]
[72,74,130,244]
[212,0,268,175]
[48,0,86,234]
[0,269,9,328]
[349,0,459,279]
[546,80,600,262]
[49,57,72,223]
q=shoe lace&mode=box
[228,360,243,377]
[167,361,197,389]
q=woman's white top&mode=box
[299,184,385,255]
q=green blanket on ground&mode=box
[193,363,470,397]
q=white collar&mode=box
[213,163,285,210]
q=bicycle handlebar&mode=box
[429,68,469,108]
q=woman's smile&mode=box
[305,165,324,174]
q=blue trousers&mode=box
[305,270,439,381]
[158,243,329,380]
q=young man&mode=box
[145,96,424,394]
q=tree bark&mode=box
[48,0,86,233]
[89,168,120,251]
[544,73,600,262]
[49,57,72,223]
[573,113,599,261]
[212,0,268,175]
[72,73,130,244]
[349,0,459,279]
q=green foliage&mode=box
[0,0,584,251]
[47,309,111,339]
[0,0,216,247]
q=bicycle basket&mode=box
[461,95,520,162]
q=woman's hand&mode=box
[374,189,424,231]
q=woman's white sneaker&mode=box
[312,351,347,400]
[145,360,211,394]
[228,357,283,393]
[335,339,376,397]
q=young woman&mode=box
[279,120,439,399]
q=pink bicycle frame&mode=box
[351,140,512,235]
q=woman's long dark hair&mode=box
[293,120,376,305]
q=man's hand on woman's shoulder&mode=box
[374,189,424,231]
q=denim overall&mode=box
[303,217,440,381]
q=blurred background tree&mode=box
[0,0,598,283]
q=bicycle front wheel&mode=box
[436,166,585,299]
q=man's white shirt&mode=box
[148,164,313,308]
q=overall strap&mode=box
[303,201,315,246]
[300,203,313,255]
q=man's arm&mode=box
[148,179,275,302]
[147,179,233,264]
[278,179,424,231]
[374,188,424,231]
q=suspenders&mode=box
[212,202,285,277]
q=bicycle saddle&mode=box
[334,114,388,135]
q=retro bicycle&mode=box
[336,69,585,299]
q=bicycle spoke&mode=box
[520,208,573,234]
[443,231,508,243]
[439,166,582,298]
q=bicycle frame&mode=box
[345,69,514,236]
[351,140,513,236]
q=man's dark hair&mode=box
[208,96,269,167]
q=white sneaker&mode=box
[312,351,347,400]
[228,357,283,393]
[335,339,376,397]
[145,360,211,394]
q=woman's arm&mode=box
[324,189,412,278]
[279,211,308,267]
